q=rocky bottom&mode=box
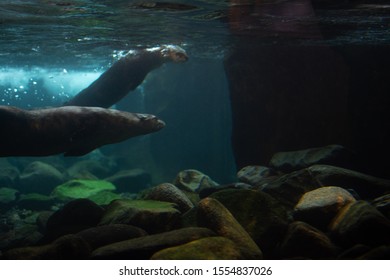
[0,144,390,259]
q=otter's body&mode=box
[65,45,188,108]
[0,106,165,157]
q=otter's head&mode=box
[159,45,188,63]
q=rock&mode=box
[44,199,104,241]
[0,224,42,251]
[17,193,55,210]
[260,168,322,207]
[209,189,290,257]
[305,165,390,199]
[237,165,277,186]
[329,200,390,247]
[294,186,356,230]
[357,245,390,260]
[19,161,64,194]
[92,227,216,259]
[67,160,112,179]
[99,199,181,233]
[76,224,147,250]
[36,211,54,234]
[51,179,116,202]
[279,221,339,259]
[145,183,194,213]
[269,145,355,173]
[197,197,263,259]
[151,236,259,260]
[260,164,390,206]
[173,169,218,193]
[0,187,19,208]
[67,169,98,180]
[179,207,198,228]
[0,159,20,188]
[179,189,200,205]
[87,191,121,206]
[372,194,390,219]
[105,169,151,193]
[3,234,91,259]
[337,244,372,260]
[0,208,37,229]
[198,182,252,199]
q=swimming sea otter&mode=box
[64,45,188,108]
[0,105,165,157]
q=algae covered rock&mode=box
[151,236,257,260]
[197,197,263,259]
[237,165,276,186]
[36,211,54,233]
[92,227,216,259]
[261,164,390,206]
[173,169,218,193]
[0,159,20,188]
[3,234,91,260]
[87,191,121,206]
[99,199,181,233]
[294,186,356,230]
[19,161,65,194]
[51,179,116,201]
[145,183,194,213]
[76,224,147,250]
[372,194,390,219]
[279,221,339,259]
[260,168,322,207]
[269,145,354,172]
[198,182,252,199]
[305,165,390,199]
[0,224,42,252]
[357,245,390,260]
[329,200,390,247]
[337,244,372,260]
[0,187,19,207]
[44,199,104,241]
[67,160,112,180]
[209,189,290,257]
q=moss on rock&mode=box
[99,199,181,233]
[151,237,255,260]
[51,179,116,201]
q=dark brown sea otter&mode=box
[0,106,165,157]
[64,45,188,108]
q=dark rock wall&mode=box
[225,44,349,168]
[341,46,390,177]
[224,0,390,177]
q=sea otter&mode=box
[64,45,188,108]
[0,105,165,157]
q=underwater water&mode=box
[1,0,390,260]
[0,0,236,184]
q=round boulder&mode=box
[294,186,356,230]
[145,183,194,213]
[19,161,64,194]
[173,169,218,193]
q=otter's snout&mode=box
[160,45,188,63]
[137,114,166,131]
